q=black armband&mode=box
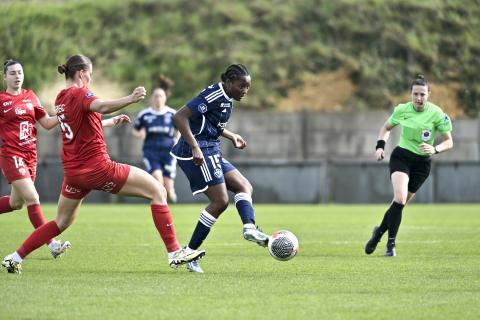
[376,140,386,150]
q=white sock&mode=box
[11,252,23,263]
[243,223,255,229]
[168,248,181,259]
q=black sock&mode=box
[377,211,389,235]
[387,201,405,244]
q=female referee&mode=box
[365,74,453,257]
[171,64,268,273]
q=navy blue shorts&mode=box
[174,147,236,195]
[143,151,177,179]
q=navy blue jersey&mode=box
[171,82,233,158]
[134,106,177,153]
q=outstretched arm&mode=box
[101,114,131,128]
[90,87,146,115]
[37,114,59,130]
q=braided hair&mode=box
[221,64,250,82]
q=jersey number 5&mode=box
[57,114,74,140]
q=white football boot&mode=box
[49,240,71,259]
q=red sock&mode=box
[27,204,53,244]
[17,221,61,258]
[0,196,13,214]
[151,204,181,253]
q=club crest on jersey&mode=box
[421,129,432,142]
[213,168,223,178]
[85,91,95,98]
[198,103,208,113]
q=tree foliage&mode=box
[1,0,479,115]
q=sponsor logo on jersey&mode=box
[3,108,12,113]
[217,122,227,129]
[3,101,13,106]
[421,129,432,142]
[85,91,95,98]
[65,185,81,194]
[15,108,27,115]
[198,103,208,113]
[26,102,33,109]
[220,103,231,108]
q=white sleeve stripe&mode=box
[205,88,222,100]
[205,91,223,103]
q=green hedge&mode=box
[1,0,479,115]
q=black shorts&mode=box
[389,146,431,193]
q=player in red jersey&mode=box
[0,59,71,258]
[2,54,205,274]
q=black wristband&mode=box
[376,140,386,150]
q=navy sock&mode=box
[234,193,255,224]
[188,210,216,250]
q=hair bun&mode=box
[57,64,68,74]
[156,75,173,91]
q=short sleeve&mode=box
[435,112,453,133]
[33,94,47,121]
[133,114,144,130]
[387,105,402,126]
[186,95,211,117]
[81,88,98,111]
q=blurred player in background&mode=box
[132,76,179,203]
[0,59,70,258]
[171,64,268,273]
[365,74,453,257]
[2,54,204,274]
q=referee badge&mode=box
[421,129,432,142]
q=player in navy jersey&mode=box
[133,76,178,203]
[171,64,268,273]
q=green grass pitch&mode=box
[0,204,479,320]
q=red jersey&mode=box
[0,89,47,161]
[55,86,109,175]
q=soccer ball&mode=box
[267,230,299,261]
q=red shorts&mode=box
[61,160,131,199]
[0,155,37,183]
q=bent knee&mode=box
[213,197,229,213]
[151,184,168,203]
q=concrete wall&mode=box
[2,111,479,203]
